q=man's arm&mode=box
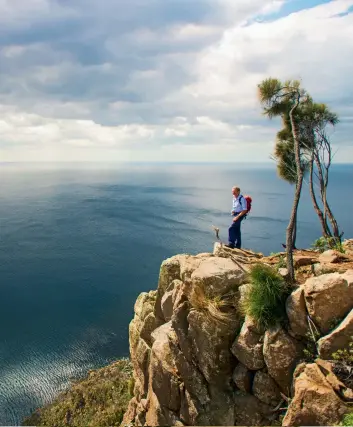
[233,209,247,221]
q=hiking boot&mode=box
[225,244,235,249]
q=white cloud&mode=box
[0,0,352,162]
[0,106,155,148]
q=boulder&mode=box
[161,290,174,322]
[172,279,187,311]
[252,370,282,406]
[191,256,246,298]
[145,391,184,427]
[263,326,303,393]
[171,301,194,363]
[278,267,289,280]
[149,355,181,412]
[232,363,253,393]
[231,316,265,370]
[122,397,138,426]
[233,391,273,426]
[207,385,235,426]
[294,255,317,267]
[148,322,182,416]
[188,308,238,385]
[155,256,183,319]
[179,256,205,281]
[319,249,349,264]
[312,262,337,276]
[154,255,204,319]
[315,358,353,399]
[180,385,234,427]
[213,242,225,257]
[180,386,202,426]
[140,312,163,347]
[134,291,156,321]
[318,308,353,359]
[304,270,353,334]
[238,283,250,308]
[282,363,347,426]
[131,336,151,397]
[169,339,210,407]
[286,286,309,338]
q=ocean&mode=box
[0,162,352,425]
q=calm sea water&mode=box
[0,162,352,425]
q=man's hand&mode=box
[233,216,239,222]
[231,210,235,215]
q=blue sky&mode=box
[0,0,352,162]
[258,0,334,20]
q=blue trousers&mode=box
[228,216,244,248]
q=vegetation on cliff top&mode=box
[23,359,133,427]
[241,263,289,329]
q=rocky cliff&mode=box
[123,240,353,426]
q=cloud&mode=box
[0,0,352,162]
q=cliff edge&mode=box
[123,240,353,426]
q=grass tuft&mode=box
[189,285,239,325]
[241,263,289,329]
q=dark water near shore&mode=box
[0,162,352,425]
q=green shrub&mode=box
[332,337,353,364]
[311,236,345,253]
[342,411,353,426]
[23,359,133,427]
[241,263,289,329]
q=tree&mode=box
[258,78,307,283]
[273,120,310,249]
[297,101,341,241]
[258,78,342,283]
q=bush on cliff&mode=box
[22,359,133,427]
[242,263,289,329]
[342,411,353,426]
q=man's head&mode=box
[232,186,240,197]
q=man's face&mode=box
[232,188,239,197]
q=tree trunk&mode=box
[314,155,341,240]
[286,95,303,283]
[309,155,331,237]
[286,174,303,282]
[290,189,299,249]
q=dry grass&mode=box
[189,284,240,325]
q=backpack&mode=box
[240,195,252,216]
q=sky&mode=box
[0,0,352,163]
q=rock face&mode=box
[304,270,353,334]
[286,286,309,338]
[231,316,265,370]
[319,249,349,264]
[318,308,353,359]
[232,363,253,393]
[263,326,303,393]
[282,363,348,426]
[124,247,353,427]
[252,370,281,406]
[190,256,246,298]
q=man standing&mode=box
[226,186,248,249]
